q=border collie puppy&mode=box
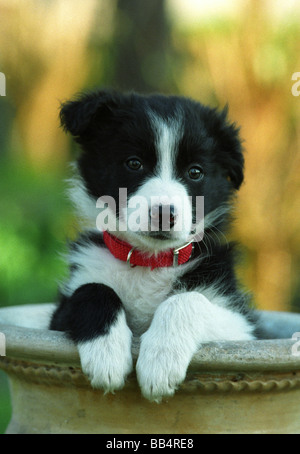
[50,90,256,402]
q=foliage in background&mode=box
[0,0,300,434]
[0,0,299,312]
[0,372,11,433]
[0,158,73,306]
[170,5,300,311]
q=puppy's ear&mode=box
[215,106,244,190]
[59,90,122,138]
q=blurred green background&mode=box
[0,0,300,433]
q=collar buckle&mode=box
[173,240,194,267]
[126,247,136,268]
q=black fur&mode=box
[60,91,243,217]
[50,90,258,398]
[51,283,123,342]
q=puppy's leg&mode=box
[136,291,254,402]
[50,283,133,392]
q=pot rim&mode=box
[0,303,300,372]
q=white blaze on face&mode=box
[125,110,193,244]
[150,109,183,181]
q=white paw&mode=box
[136,332,190,403]
[78,313,133,393]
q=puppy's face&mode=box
[61,91,243,251]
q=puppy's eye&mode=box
[126,158,143,171]
[188,166,204,180]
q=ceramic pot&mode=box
[0,303,300,434]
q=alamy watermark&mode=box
[95,189,205,241]
[291,332,300,357]
[0,72,6,97]
[291,72,300,97]
[0,332,5,356]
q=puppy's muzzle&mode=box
[149,204,177,231]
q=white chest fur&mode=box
[64,242,190,335]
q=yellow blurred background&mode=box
[0,0,300,314]
[0,0,300,433]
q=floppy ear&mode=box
[215,106,244,190]
[59,90,122,138]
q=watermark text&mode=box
[0,332,6,356]
[0,72,6,96]
[292,332,300,357]
[95,189,205,241]
[291,72,300,97]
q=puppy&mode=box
[50,90,257,402]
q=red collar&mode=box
[103,231,194,270]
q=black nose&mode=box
[149,204,176,231]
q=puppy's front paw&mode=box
[136,333,190,403]
[78,315,133,393]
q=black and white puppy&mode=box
[50,90,257,402]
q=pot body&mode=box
[1,358,300,434]
[1,304,300,434]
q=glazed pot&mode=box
[0,303,300,434]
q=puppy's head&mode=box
[60,90,244,252]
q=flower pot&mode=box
[0,303,300,434]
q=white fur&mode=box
[64,240,253,337]
[64,240,192,336]
[66,165,98,229]
[136,292,254,402]
[118,110,192,250]
[62,113,253,401]
[78,309,133,392]
[63,237,254,400]
[124,176,193,249]
[148,109,183,180]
